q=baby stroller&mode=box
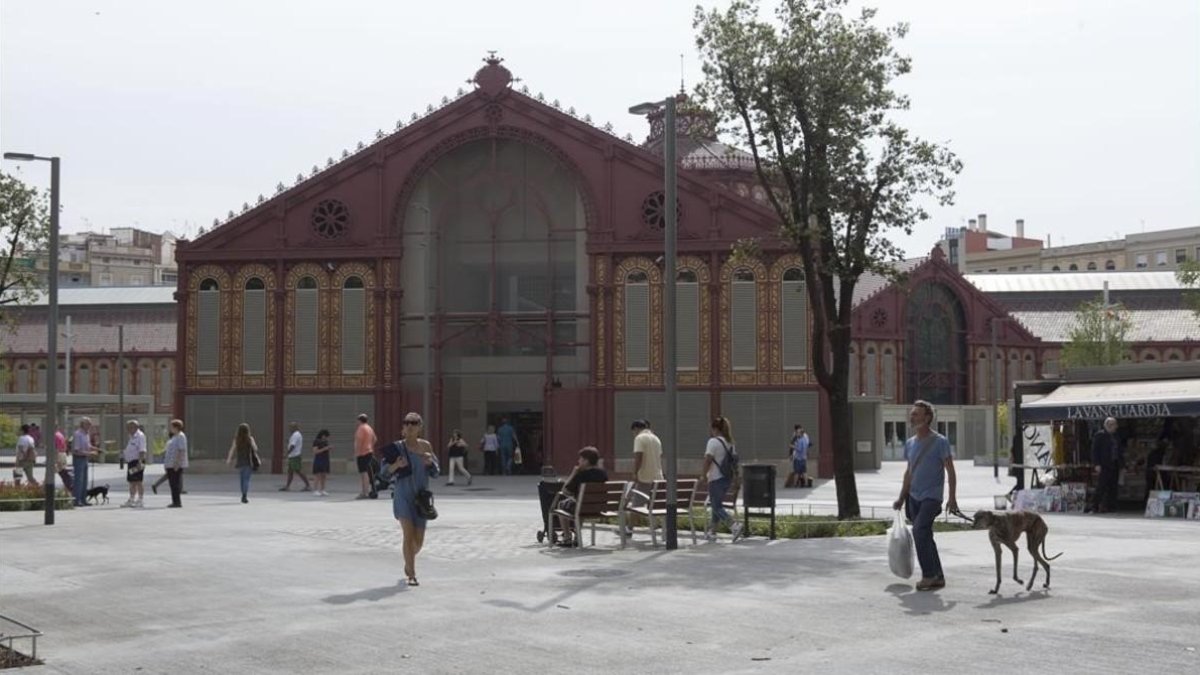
[535,470,565,544]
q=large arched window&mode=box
[676,269,699,371]
[864,345,879,395]
[197,278,220,374]
[242,277,267,374]
[781,268,807,369]
[341,276,365,373]
[731,269,757,370]
[905,282,967,404]
[294,276,319,374]
[624,270,649,371]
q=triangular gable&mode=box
[182,55,781,255]
[851,246,1042,345]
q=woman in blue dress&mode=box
[382,412,440,586]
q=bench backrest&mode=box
[576,480,629,517]
[643,479,698,510]
[696,477,740,510]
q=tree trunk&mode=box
[828,382,861,519]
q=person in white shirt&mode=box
[280,422,311,492]
[71,418,99,506]
[15,425,38,487]
[122,420,148,508]
[700,416,743,543]
[626,419,664,538]
[163,419,188,508]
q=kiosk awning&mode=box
[1021,378,1200,421]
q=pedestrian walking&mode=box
[70,418,99,506]
[15,424,39,487]
[445,429,472,486]
[280,421,311,492]
[311,429,332,496]
[480,425,499,475]
[628,419,663,536]
[786,424,811,488]
[381,412,440,586]
[701,416,743,542]
[163,419,188,508]
[225,423,260,504]
[892,400,958,591]
[354,413,377,499]
[497,418,517,475]
[122,420,148,508]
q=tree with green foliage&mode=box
[1177,260,1200,319]
[1060,300,1132,369]
[695,0,961,518]
[1,171,50,321]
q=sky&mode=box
[2,0,1198,257]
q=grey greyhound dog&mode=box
[971,510,1064,594]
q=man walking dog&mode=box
[893,400,958,591]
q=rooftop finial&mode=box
[680,53,686,94]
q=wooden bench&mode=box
[624,479,700,547]
[550,480,630,548]
[694,477,741,537]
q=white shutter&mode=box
[158,364,173,406]
[243,289,266,373]
[138,365,153,396]
[624,284,649,371]
[676,282,699,371]
[197,290,220,374]
[782,280,807,369]
[341,288,365,373]
[295,289,318,373]
[79,366,92,394]
[865,349,879,395]
[36,367,46,393]
[16,368,29,394]
[97,366,110,394]
[731,281,756,370]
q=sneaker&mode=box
[167,504,182,509]
[134,501,144,509]
[120,501,133,508]
[730,522,745,543]
[704,531,717,543]
[916,577,945,591]
[241,496,248,504]
[313,490,322,496]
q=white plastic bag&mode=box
[887,509,914,579]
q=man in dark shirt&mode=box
[1089,417,1124,513]
[556,446,608,547]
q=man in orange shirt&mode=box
[354,413,378,499]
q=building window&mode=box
[781,268,807,369]
[1176,248,1187,264]
[1155,251,1168,266]
[864,346,879,394]
[78,363,91,394]
[624,271,649,371]
[341,276,366,373]
[882,347,896,400]
[1105,260,1116,270]
[676,270,699,371]
[731,269,757,370]
[15,364,29,393]
[35,364,46,393]
[1051,266,1060,271]
[242,277,267,374]
[295,276,319,374]
[197,278,221,375]
[1007,266,1018,272]
[1135,254,1148,268]
[158,362,172,407]
[1068,263,1078,271]
[98,273,113,285]
[97,363,110,394]
[1086,261,1097,271]
[138,362,153,396]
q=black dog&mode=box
[86,484,110,505]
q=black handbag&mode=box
[250,450,262,472]
[407,452,438,520]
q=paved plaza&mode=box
[1,462,1197,673]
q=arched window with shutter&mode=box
[975,350,989,403]
[341,276,366,373]
[882,347,896,400]
[295,276,319,374]
[624,271,649,371]
[782,268,807,369]
[731,269,757,370]
[1008,351,1021,395]
[864,345,879,394]
[197,278,220,374]
[1105,260,1116,270]
[97,363,110,394]
[78,363,91,394]
[848,344,860,395]
[676,270,698,371]
[0,364,8,393]
[242,277,267,374]
[1023,352,1036,380]
[35,363,46,393]
[158,362,172,407]
[138,362,153,397]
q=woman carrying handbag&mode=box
[381,412,440,587]
[225,423,261,504]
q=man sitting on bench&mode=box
[555,446,608,548]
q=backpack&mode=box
[716,438,739,479]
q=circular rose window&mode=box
[312,199,349,239]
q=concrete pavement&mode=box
[1,462,1197,673]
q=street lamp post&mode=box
[629,96,679,550]
[4,152,60,525]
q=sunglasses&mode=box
[403,420,422,426]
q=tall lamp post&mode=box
[629,95,679,550]
[5,151,61,526]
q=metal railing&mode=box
[0,613,43,665]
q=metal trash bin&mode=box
[741,463,777,539]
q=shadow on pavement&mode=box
[974,589,1052,609]
[886,582,959,615]
[322,580,408,604]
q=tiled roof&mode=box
[850,257,928,307]
[965,271,1183,293]
[0,309,176,355]
[1009,309,1200,343]
[24,286,176,307]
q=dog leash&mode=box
[949,508,974,524]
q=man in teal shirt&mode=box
[893,400,958,591]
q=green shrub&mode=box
[0,481,75,512]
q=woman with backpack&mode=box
[701,416,743,543]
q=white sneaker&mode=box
[731,522,744,542]
[704,531,717,543]
[320,491,328,496]
[120,500,133,508]
[134,500,145,509]
[313,490,321,496]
